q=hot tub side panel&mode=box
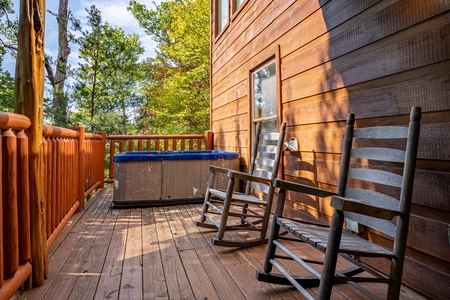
[114,160,163,202]
[113,156,239,207]
[162,158,238,200]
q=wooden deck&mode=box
[14,188,426,300]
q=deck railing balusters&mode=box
[0,112,32,298]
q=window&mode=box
[216,0,247,37]
[234,0,245,12]
[252,61,277,134]
[217,0,228,33]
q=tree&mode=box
[44,0,74,127]
[1,0,76,124]
[15,0,48,286]
[129,0,210,135]
[70,5,145,133]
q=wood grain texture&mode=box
[15,188,427,300]
[210,0,449,289]
[14,0,48,285]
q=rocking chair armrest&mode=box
[226,170,272,185]
[274,179,337,198]
[208,165,232,174]
[331,195,402,220]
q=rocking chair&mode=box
[196,122,286,247]
[256,107,421,299]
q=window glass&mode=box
[235,0,245,10]
[217,0,228,32]
[252,61,277,133]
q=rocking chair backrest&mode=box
[338,107,421,240]
[246,122,287,197]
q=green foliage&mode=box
[0,0,16,112]
[70,5,145,134]
[69,110,131,135]
[129,0,210,135]
[0,0,17,57]
[0,68,14,111]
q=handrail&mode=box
[108,134,206,140]
[43,124,79,138]
[105,131,213,183]
[0,111,31,130]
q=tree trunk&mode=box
[46,0,70,127]
[14,0,48,286]
[52,0,70,127]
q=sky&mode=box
[3,0,161,75]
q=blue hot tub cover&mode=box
[114,150,240,162]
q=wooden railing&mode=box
[42,126,105,250]
[105,131,213,183]
[0,112,33,299]
[0,112,105,299]
[1,115,211,297]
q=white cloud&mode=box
[71,0,161,62]
[76,0,138,29]
[4,0,161,75]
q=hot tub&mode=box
[113,150,240,207]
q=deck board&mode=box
[95,208,128,300]
[179,206,247,300]
[142,208,168,300]
[14,188,426,300]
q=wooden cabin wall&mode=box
[210,0,450,299]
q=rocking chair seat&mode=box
[277,217,395,258]
[209,188,267,205]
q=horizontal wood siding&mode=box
[210,0,450,298]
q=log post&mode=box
[73,127,85,211]
[14,0,48,286]
[205,130,214,150]
[0,131,3,288]
[98,132,106,189]
[109,138,115,181]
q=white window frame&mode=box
[216,0,229,34]
[251,60,278,135]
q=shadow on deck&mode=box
[14,188,426,299]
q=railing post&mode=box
[0,130,2,288]
[205,130,214,150]
[109,138,115,181]
[73,127,85,211]
[99,132,106,189]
